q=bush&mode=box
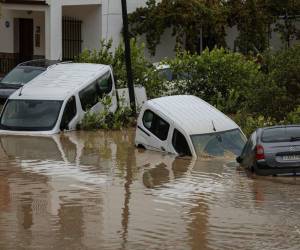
[165,48,262,113]
[77,39,163,98]
[79,96,135,130]
[233,112,277,137]
[244,45,300,120]
[286,106,300,124]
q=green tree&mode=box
[129,0,228,55]
[165,48,262,113]
[227,0,270,54]
[76,39,163,98]
[227,0,300,53]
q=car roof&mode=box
[261,125,300,130]
[9,63,110,101]
[146,95,240,135]
[17,59,60,69]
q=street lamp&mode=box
[121,0,136,115]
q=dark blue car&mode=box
[236,125,300,176]
[0,59,58,105]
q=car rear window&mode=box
[262,127,300,142]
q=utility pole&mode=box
[121,0,136,115]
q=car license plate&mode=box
[282,155,300,161]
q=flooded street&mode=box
[0,129,300,250]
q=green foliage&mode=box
[79,96,134,130]
[129,0,300,55]
[163,45,300,136]
[165,48,262,113]
[231,0,269,54]
[76,39,163,98]
[129,0,228,55]
[233,112,277,137]
[245,45,300,120]
[286,106,300,124]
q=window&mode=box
[172,129,192,156]
[0,99,62,131]
[79,82,98,111]
[97,73,112,94]
[79,72,113,111]
[62,16,82,60]
[142,110,170,141]
[60,96,77,130]
[191,129,246,157]
[262,126,300,143]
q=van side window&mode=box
[60,96,77,130]
[172,129,192,156]
[97,73,113,95]
[142,110,170,141]
[79,72,113,111]
[79,82,98,111]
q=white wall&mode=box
[142,28,176,63]
[225,26,238,51]
[62,5,101,51]
[0,9,45,56]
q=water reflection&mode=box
[0,130,300,249]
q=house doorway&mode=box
[19,18,33,63]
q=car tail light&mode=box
[256,145,265,160]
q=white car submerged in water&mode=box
[0,63,146,135]
[135,95,246,158]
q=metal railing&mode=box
[0,56,18,76]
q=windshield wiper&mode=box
[291,136,300,141]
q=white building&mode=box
[0,0,151,74]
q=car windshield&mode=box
[157,67,190,82]
[157,68,173,81]
[1,67,44,85]
[0,99,63,131]
[191,129,246,157]
[262,127,300,142]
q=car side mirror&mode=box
[236,156,243,163]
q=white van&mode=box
[0,63,118,135]
[135,95,246,158]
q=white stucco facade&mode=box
[0,3,47,55]
[0,0,175,73]
[0,0,149,61]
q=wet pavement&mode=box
[0,129,300,250]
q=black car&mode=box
[0,59,59,105]
[237,125,300,176]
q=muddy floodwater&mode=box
[0,129,300,250]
